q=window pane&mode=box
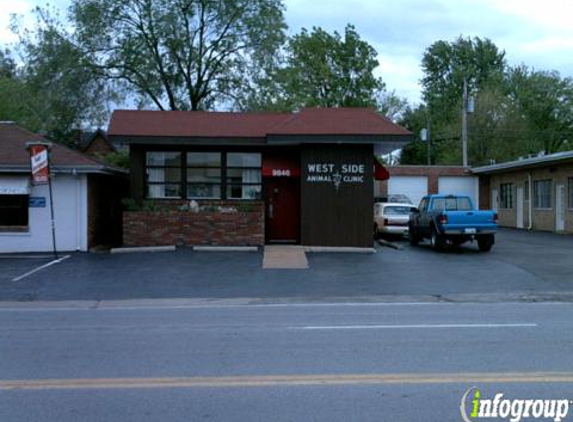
[187,152,221,167]
[227,153,261,167]
[534,180,551,208]
[187,168,221,183]
[227,168,261,184]
[0,195,28,226]
[147,184,181,199]
[146,167,181,183]
[146,152,181,166]
[384,206,412,215]
[500,183,513,209]
[227,184,261,200]
[187,183,221,199]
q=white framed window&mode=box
[146,152,182,199]
[226,153,262,200]
[186,152,222,199]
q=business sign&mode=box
[306,163,365,190]
[29,196,46,208]
[262,157,301,177]
[29,144,50,185]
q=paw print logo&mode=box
[332,171,342,190]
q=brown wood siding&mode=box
[301,144,373,247]
[130,145,146,202]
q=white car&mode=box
[374,202,418,238]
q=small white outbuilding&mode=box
[0,122,127,253]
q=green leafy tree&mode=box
[0,49,28,123]
[8,7,112,144]
[414,36,514,165]
[506,66,573,154]
[71,0,287,111]
[421,36,506,122]
[399,105,431,164]
[278,24,387,109]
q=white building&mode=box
[0,122,127,253]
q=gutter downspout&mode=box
[527,172,533,230]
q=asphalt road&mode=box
[2,301,573,421]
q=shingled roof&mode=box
[0,122,126,174]
[108,108,412,139]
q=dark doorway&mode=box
[265,178,300,243]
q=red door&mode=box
[265,178,300,243]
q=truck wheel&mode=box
[478,236,494,252]
[409,226,420,246]
[430,227,444,251]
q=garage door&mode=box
[438,176,479,207]
[388,176,427,207]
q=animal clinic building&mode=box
[109,108,412,248]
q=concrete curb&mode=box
[4,292,573,310]
[110,246,176,254]
[193,246,259,252]
[304,246,376,254]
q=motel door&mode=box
[516,186,524,229]
[556,183,566,231]
[262,153,301,244]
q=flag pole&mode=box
[27,142,58,259]
[47,158,58,260]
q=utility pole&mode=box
[427,119,432,166]
[462,77,468,167]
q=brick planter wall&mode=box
[123,202,265,246]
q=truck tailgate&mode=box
[442,211,497,231]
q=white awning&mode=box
[0,176,31,195]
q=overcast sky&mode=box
[2,0,573,105]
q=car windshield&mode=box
[384,206,414,215]
[432,197,472,211]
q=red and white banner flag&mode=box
[29,144,50,185]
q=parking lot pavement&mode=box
[0,229,572,303]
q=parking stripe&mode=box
[291,323,538,330]
[12,255,71,282]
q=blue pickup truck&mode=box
[408,194,498,252]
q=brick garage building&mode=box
[109,108,412,248]
[0,122,128,252]
[473,152,573,233]
[375,166,478,207]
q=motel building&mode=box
[108,108,413,249]
[473,151,573,234]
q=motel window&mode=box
[0,195,29,229]
[146,152,182,198]
[568,178,573,209]
[533,180,552,209]
[186,152,222,199]
[500,183,514,209]
[524,180,529,201]
[226,153,262,200]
